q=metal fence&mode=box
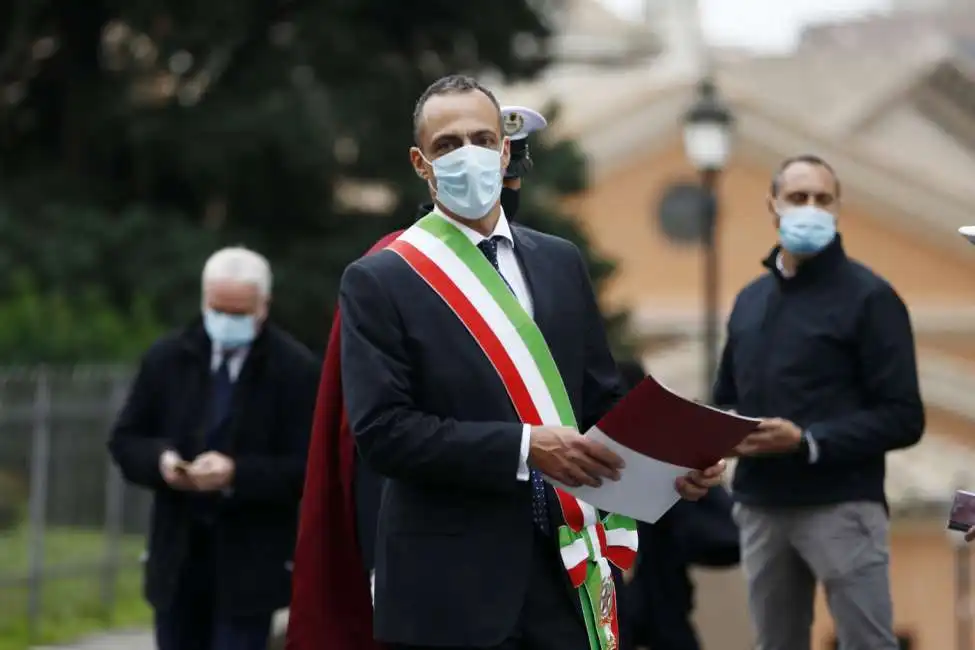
[0,365,152,643]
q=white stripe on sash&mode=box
[398,226,562,425]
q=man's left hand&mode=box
[187,451,235,492]
[675,459,726,501]
[735,418,803,456]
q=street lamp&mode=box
[682,78,733,402]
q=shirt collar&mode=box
[211,343,248,366]
[774,252,794,278]
[431,206,514,247]
[763,235,847,285]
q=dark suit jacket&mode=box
[339,222,623,647]
[107,321,320,616]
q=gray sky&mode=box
[602,0,892,52]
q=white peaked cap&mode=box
[500,106,548,141]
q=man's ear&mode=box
[766,195,777,225]
[409,147,428,181]
[500,137,511,173]
[256,297,271,324]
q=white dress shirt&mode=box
[774,252,819,464]
[210,344,249,381]
[433,208,534,482]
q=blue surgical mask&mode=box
[203,308,257,348]
[428,144,504,220]
[778,205,837,255]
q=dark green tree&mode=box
[0,0,628,357]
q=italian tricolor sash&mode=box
[386,213,638,650]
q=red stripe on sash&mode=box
[387,240,542,426]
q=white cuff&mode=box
[370,570,376,606]
[517,425,531,481]
[805,432,820,464]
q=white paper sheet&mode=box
[548,427,692,524]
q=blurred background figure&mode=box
[617,360,739,650]
[714,156,924,650]
[107,247,319,650]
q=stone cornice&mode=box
[631,306,975,338]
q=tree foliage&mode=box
[0,0,627,358]
[0,272,165,363]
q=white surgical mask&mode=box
[425,144,504,220]
[203,308,256,348]
[777,205,837,256]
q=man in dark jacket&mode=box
[285,104,546,650]
[714,155,924,650]
[108,246,320,650]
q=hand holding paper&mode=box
[676,459,728,501]
[528,425,624,487]
[548,374,759,523]
[735,418,803,456]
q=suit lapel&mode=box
[511,227,555,343]
[512,227,587,620]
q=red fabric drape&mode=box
[286,231,403,650]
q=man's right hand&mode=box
[528,426,624,488]
[159,450,195,490]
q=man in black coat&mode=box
[108,246,320,650]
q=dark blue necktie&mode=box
[476,237,550,533]
[477,237,516,295]
[206,354,234,449]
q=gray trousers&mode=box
[734,501,897,650]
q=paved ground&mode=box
[31,612,287,649]
[31,629,154,649]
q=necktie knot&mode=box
[477,237,502,269]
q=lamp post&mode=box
[682,78,733,402]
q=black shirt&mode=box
[714,236,925,507]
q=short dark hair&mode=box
[412,74,501,144]
[769,154,842,198]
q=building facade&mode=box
[500,7,975,646]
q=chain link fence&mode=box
[0,365,152,644]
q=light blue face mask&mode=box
[203,308,257,348]
[778,205,837,255]
[428,144,504,220]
